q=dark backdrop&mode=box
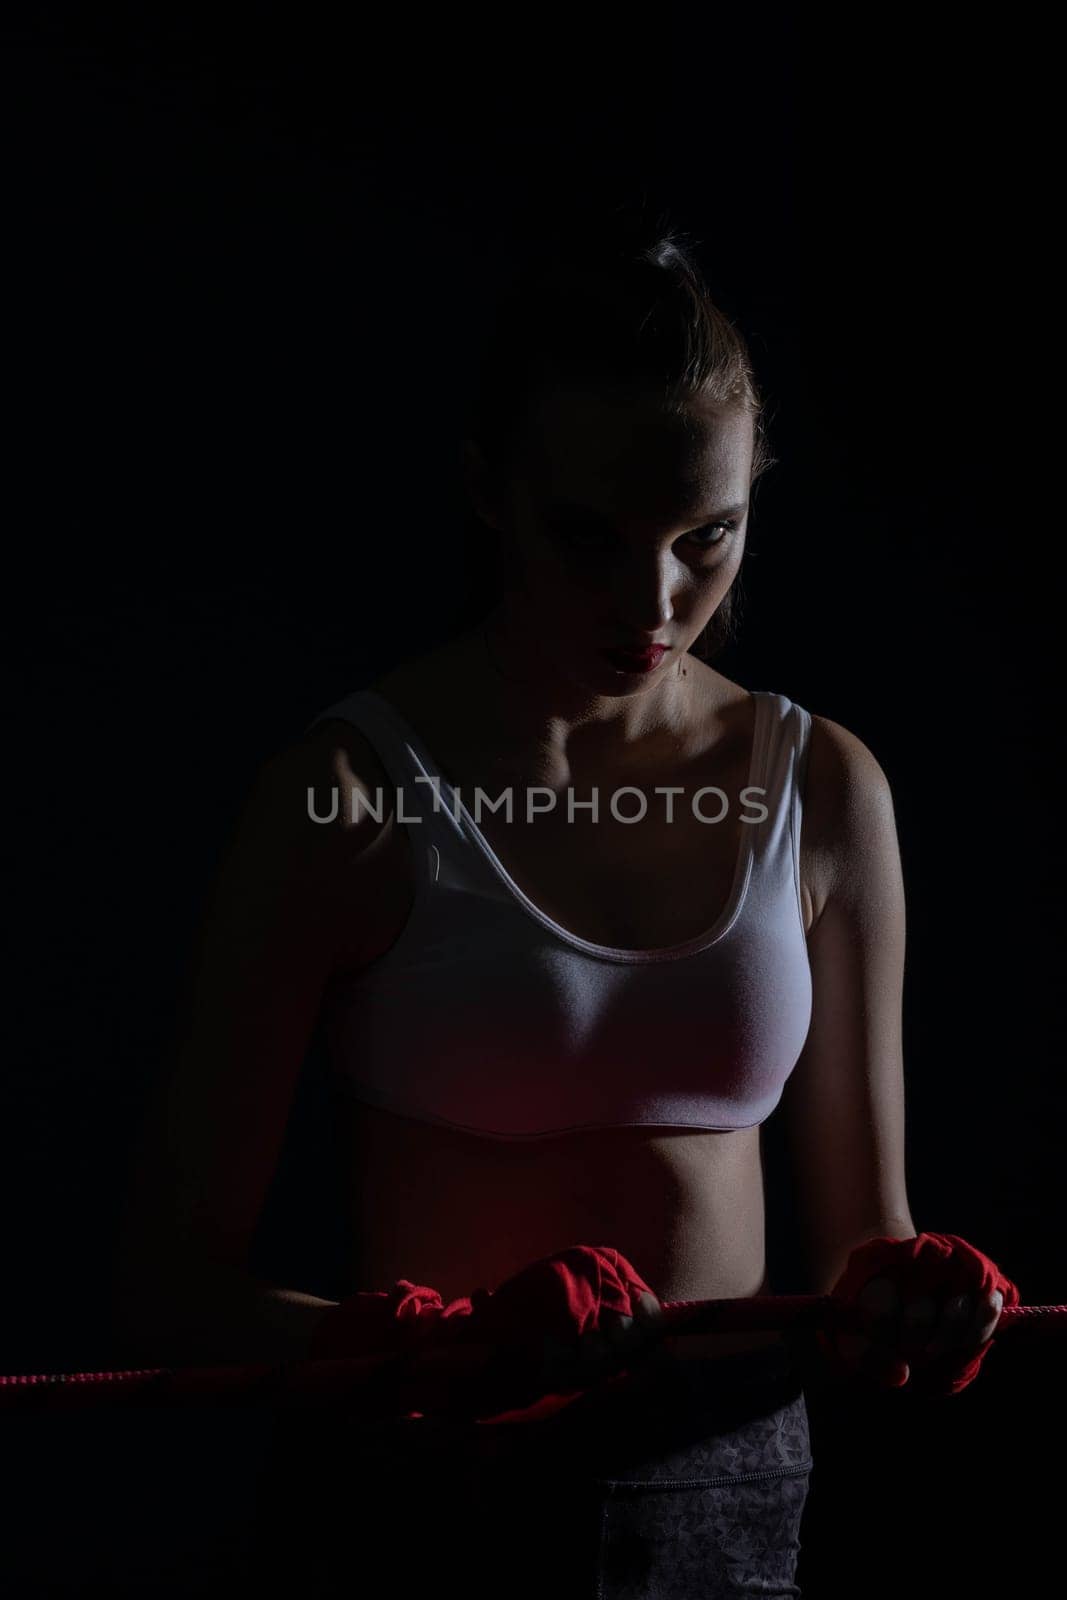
[4,7,1060,1594]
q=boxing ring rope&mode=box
[2,1293,1063,1413]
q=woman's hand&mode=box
[819,1231,1020,1395]
[537,1289,667,1392]
[832,1273,1005,1385]
[436,1244,669,1421]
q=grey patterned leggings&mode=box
[250,1340,813,1598]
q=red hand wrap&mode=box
[305,1278,482,1363]
[306,1244,660,1423]
[472,1243,657,1347]
[819,1231,1020,1395]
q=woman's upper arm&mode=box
[113,724,393,1302]
[779,713,917,1293]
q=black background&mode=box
[3,6,1062,1594]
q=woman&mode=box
[113,219,1010,1597]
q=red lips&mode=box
[612,643,666,656]
[603,644,669,671]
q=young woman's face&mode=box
[464,384,754,691]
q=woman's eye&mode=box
[687,520,737,551]
[550,519,737,554]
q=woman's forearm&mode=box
[111,1265,339,1369]
[810,1216,918,1295]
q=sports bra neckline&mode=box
[357,686,772,965]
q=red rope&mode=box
[1,1294,1061,1412]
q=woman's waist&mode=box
[341,1106,771,1359]
[346,1216,775,1372]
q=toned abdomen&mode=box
[334,1096,786,1360]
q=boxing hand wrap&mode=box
[307,1245,661,1425]
[306,1278,478,1364]
[472,1243,657,1347]
[305,1277,489,1422]
[818,1231,1020,1395]
[454,1243,662,1425]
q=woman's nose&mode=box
[610,564,675,634]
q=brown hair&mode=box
[461,211,776,660]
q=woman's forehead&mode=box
[517,386,753,512]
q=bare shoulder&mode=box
[804,712,896,825]
[801,710,900,921]
[696,670,890,836]
[257,713,416,971]
[281,711,401,845]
